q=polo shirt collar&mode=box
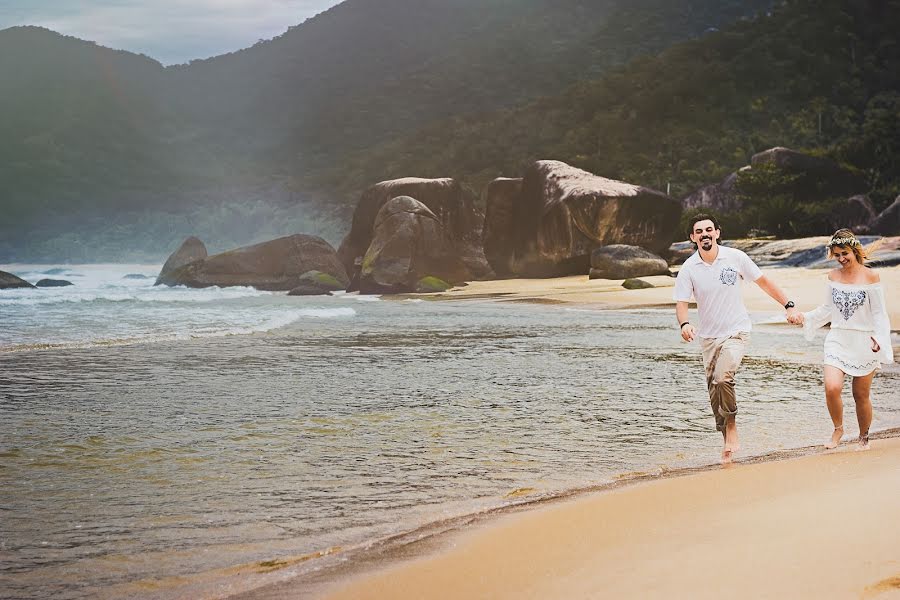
[688,246,725,265]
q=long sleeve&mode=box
[869,285,894,364]
[803,284,832,341]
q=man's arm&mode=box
[754,274,802,323]
[676,301,695,341]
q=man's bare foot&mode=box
[825,425,844,450]
[857,433,870,451]
[723,420,739,455]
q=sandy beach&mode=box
[316,435,900,600]
[427,265,900,329]
[225,265,900,600]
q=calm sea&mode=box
[1,264,898,599]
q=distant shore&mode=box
[313,432,900,600]
[417,265,900,330]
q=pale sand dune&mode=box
[321,436,900,600]
[424,266,900,329]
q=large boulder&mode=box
[871,197,900,236]
[158,234,349,291]
[156,236,207,285]
[749,147,866,200]
[868,236,900,267]
[828,195,877,233]
[489,160,681,277]
[483,177,524,277]
[589,245,670,280]
[359,196,470,294]
[338,177,492,282]
[681,171,742,214]
[0,270,34,289]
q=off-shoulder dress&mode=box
[803,281,894,376]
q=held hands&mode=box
[786,307,804,325]
[681,323,696,342]
[871,337,881,353]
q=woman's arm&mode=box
[802,284,832,341]
[869,285,894,363]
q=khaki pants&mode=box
[700,332,749,432]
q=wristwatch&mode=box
[784,300,795,309]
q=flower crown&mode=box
[827,236,860,248]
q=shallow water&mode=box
[1,265,898,599]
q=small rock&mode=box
[414,276,451,293]
[288,284,334,296]
[622,278,655,290]
[36,279,74,287]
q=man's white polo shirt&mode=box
[673,245,763,338]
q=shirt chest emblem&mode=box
[719,266,738,286]
[832,288,866,320]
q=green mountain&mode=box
[0,0,807,261]
[317,0,900,236]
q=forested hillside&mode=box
[319,0,900,234]
[10,0,866,261]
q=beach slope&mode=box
[320,437,900,600]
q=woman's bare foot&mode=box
[825,425,844,449]
[857,433,870,451]
[720,447,734,464]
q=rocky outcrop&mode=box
[156,236,207,285]
[749,147,866,200]
[871,197,900,236]
[287,270,347,296]
[0,270,34,289]
[868,236,900,267]
[487,161,680,277]
[589,245,670,280]
[667,241,696,266]
[338,177,492,282]
[158,234,349,290]
[359,196,470,294]
[829,195,877,233]
[683,148,869,220]
[483,177,524,277]
[681,171,742,214]
[724,236,899,268]
[36,279,73,287]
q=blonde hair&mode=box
[826,228,880,264]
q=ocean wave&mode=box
[0,286,272,306]
[0,307,357,353]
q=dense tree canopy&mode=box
[3,0,897,260]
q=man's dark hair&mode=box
[687,213,720,238]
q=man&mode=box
[674,214,801,463]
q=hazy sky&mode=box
[0,0,343,65]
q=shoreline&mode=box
[229,266,900,600]
[407,265,900,330]
[230,428,900,600]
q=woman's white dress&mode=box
[803,281,894,376]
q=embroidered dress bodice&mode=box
[804,281,894,364]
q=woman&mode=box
[797,229,893,450]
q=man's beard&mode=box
[700,237,713,250]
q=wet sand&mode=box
[317,435,900,600]
[427,265,900,329]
